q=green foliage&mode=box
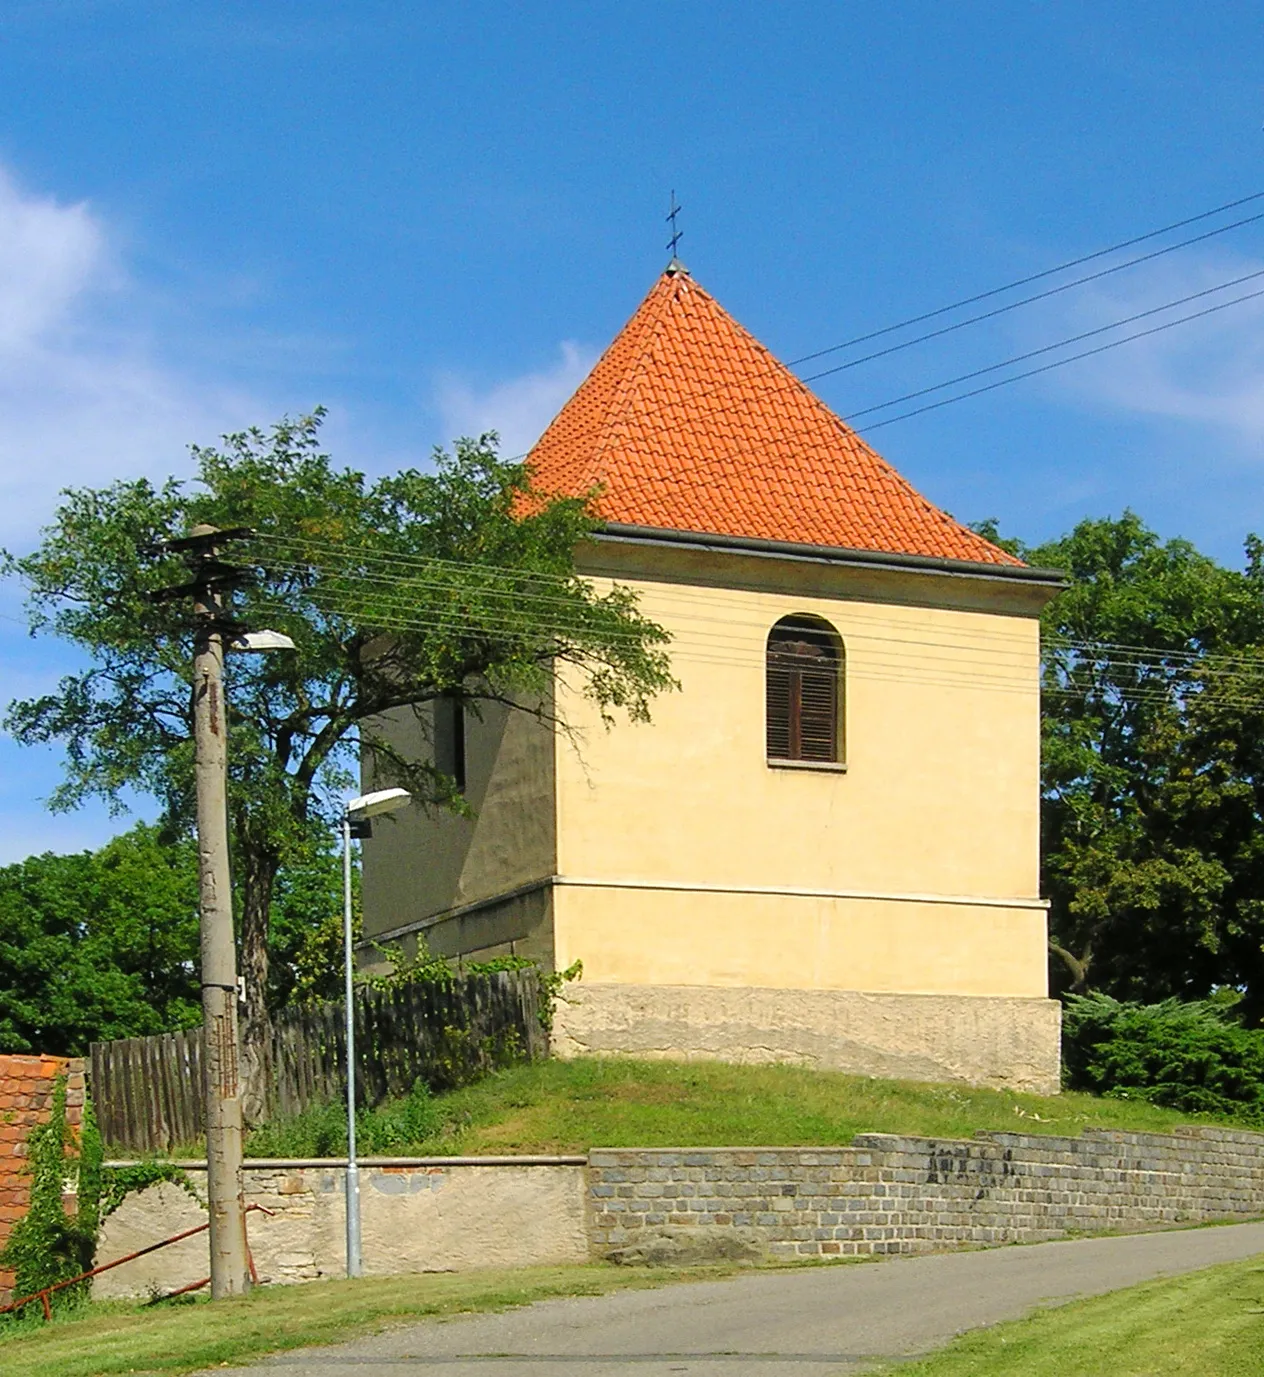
[1025,512,1264,1017]
[0,820,368,1051]
[264,832,349,1011]
[245,1080,442,1158]
[0,825,201,1055]
[1062,993,1264,1123]
[96,1163,200,1223]
[0,1079,96,1319]
[244,1055,1233,1162]
[359,938,582,1032]
[0,1080,198,1325]
[2,415,673,1078]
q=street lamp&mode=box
[341,786,411,1278]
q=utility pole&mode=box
[147,523,255,1298]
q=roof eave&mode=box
[593,521,1068,589]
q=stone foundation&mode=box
[551,984,1062,1093]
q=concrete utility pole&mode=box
[188,524,252,1298]
[145,523,296,1298]
[192,558,251,1297]
[146,523,255,1298]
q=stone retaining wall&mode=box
[587,1126,1264,1262]
[95,1125,1264,1293]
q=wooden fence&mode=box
[90,970,547,1154]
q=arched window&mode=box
[766,616,843,765]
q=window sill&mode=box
[766,758,848,774]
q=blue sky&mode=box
[2,1,1263,859]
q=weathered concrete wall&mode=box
[586,1126,1264,1263]
[94,1158,588,1299]
[552,984,1062,1094]
[0,1054,84,1302]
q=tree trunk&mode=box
[238,845,280,1126]
[1049,940,1091,993]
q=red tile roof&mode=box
[527,268,1021,567]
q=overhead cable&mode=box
[789,190,1264,366]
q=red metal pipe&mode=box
[0,1202,275,1317]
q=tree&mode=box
[3,414,673,1112]
[1025,513,1264,1014]
[0,824,202,1055]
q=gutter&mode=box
[593,522,1068,589]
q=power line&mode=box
[789,190,1264,366]
[857,279,1264,433]
[799,211,1264,386]
[249,575,1264,696]
[250,541,1264,682]
[845,265,1264,421]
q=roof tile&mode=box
[528,270,1019,566]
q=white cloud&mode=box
[434,340,597,461]
[0,164,262,548]
[1026,251,1264,442]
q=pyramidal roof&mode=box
[527,267,1021,568]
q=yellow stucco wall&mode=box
[551,542,1050,999]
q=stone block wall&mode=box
[587,1125,1264,1262]
[0,1054,85,1301]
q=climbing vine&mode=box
[0,1076,197,1323]
[0,1076,94,1318]
[359,940,584,1032]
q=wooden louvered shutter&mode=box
[766,620,841,764]
[797,661,837,761]
[766,653,793,758]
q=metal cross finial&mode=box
[666,190,683,260]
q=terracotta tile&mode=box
[527,270,1020,567]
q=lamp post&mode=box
[341,786,411,1279]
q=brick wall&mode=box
[0,1055,85,1301]
[587,1126,1264,1262]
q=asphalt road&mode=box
[208,1221,1264,1377]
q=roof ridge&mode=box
[586,275,683,482]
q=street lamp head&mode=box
[230,629,297,653]
[345,787,412,822]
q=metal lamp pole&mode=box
[341,808,361,1277]
[341,787,411,1280]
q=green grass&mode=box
[0,1261,782,1377]
[887,1254,1264,1375]
[239,1056,1244,1159]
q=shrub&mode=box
[1062,993,1264,1124]
[245,1080,443,1159]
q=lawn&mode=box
[889,1253,1264,1375]
[5,1249,1262,1377]
[241,1055,1243,1159]
[0,1261,765,1377]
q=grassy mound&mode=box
[243,1056,1239,1159]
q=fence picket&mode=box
[87,970,547,1153]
